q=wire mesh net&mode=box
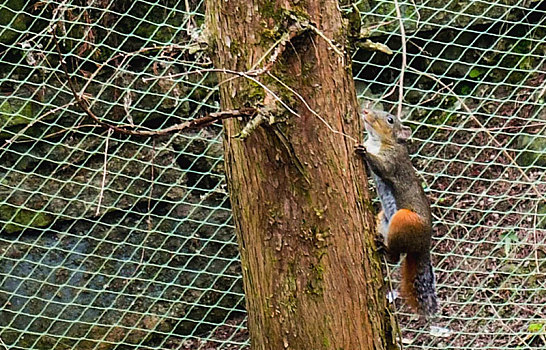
[351,0,546,348]
[0,0,544,349]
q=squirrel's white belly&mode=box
[373,174,398,221]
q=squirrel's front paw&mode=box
[354,144,367,156]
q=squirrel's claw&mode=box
[354,144,367,156]
[374,235,387,253]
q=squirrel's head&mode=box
[361,109,411,145]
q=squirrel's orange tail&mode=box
[401,253,438,316]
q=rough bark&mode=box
[206,1,396,349]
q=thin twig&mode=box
[212,25,306,100]
[408,66,545,200]
[96,128,112,216]
[132,140,156,278]
[359,20,397,38]
[408,39,431,56]
[0,101,76,150]
[184,0,192,34]
[286,13,345,61]
[483,122,546,132]
[266,72,357,143]
[533,203,540,274]
[148,140,155,219]
[471,274,530,347]
[305,23,345,62]
[147,68,300,117]
[381,83,399,101]
[85,22,300,129]
[393,0,407,118]
[80,44,199,98]
[11,124,114,144]
[485,284,545,319]
[408,0,421,28]
[536,79,546,102]
[417,84,452,106]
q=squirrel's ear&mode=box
[397,125,411,142]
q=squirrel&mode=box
[355,109,438,317]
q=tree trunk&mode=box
[206,1,396,349]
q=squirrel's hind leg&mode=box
[376,211,400,263]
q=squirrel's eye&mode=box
[387,116,394,124]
